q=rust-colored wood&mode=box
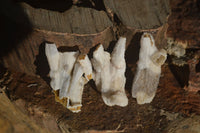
[167,0,200,49]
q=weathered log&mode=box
[0,1,114,75]
[104,0,170,30]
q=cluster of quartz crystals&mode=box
[91,37,128,107]
[45,44,93,113]
[45,33,167,113]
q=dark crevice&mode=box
[87,43,101,59]
[34,42,51,85]
[90,0,106,11]
[74,0,107,11]
[185,49,200,73]
[74,0,106,11]
[14,0,73,12]
[73,0,93,9]
[106,41,117,53]
[14,0,107,12]
[125,65,134,95]
[168,56,190,88]
[58,46,79,52]
[125,33,142,65]
[125,33,142,93]
[198,90,200,95]
[113,13,122,26]
[0,0,33,58]
[196,60,200,72]
[88,80,100,94]
[0,64,7,80]
[197,0,200,11]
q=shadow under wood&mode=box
[196,60,200,72]
[34,42,51,85]
[196,0,200,11]
[16,0,107,12]
[125,33,142,65]
[125,33,142,93]
[72,0,106,11]
[0,0,32,58]
[57,45,79,52]
[15,0,73,12]
[106,40,117,53]
[0,64,7,79]
[169,60,190,88]
[87,43,101,59]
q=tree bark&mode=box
[167,0,200,49]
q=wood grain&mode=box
[104,0,170,30]
[21,3,112,34]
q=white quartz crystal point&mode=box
[45,43,79,94]
[92,37,128,107]
[45,43,93,113]
[66,59,85,113]
[58,51,79,99]
[45,43,59,71]
[45,43,60,90]
[132,33,167,104]
[67,54,93,113]
[111,37,126,68]
[78,55,93,81]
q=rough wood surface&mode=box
[167,0,200,49]
[153,64,200,115]
[0,90,51,133]
[104,0,170,30]
[21,3,112,34]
